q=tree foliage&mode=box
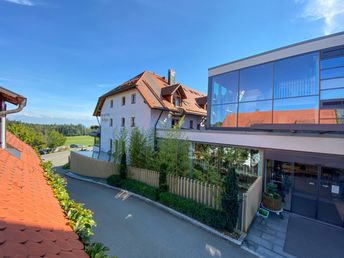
[158,117,190,177]
[7,120,46,150]
[47,130,67,149]
[221,167,239,232]
[119,151,127,180]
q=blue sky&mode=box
[1,0,343,126]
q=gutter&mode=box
[0,97,27,149]
[0,97,27,117]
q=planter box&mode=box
[262,193,282,211]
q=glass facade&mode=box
[209,45,344,127]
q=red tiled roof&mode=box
[0,132,87,257]
[93,71,207,116]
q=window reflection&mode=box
[239,63,273,102]
[211,71,238,105]
[320,109,344,124]
[274,52,319,98]
[321,88,344,100]
[321,67,344,80]
[321,77,344,90]
[273,96,319,124]
[210,104,237,127]
[321,56,344,69]
[238,100,272,127]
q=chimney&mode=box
[168,69,175,85]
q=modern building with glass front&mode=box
[206,32,344,227]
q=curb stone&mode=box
[63,170,260,255]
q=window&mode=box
[110,99,113,108]
[122,96,126,106]
[210,103,238,127]
[171,118,179,128]
[320,108,344,124]
[273,96,319,124]
[321,77,344,90]
[189,120,194,129]
[110,118,113,127]
[131,93,136,104]
[211,71,238,105]
[239,63,273,101]
[131,117,135,127]
[173,96,181,107]
[121,117,125,127]
[238,100,272,127]
[109,139,113,152]
[274,52,319,98]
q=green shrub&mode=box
[222,167,239,232]
[121,179,158,201]
[41,161,114,257]
[159,192,226,230]
[107,175,122,187]
[62,162,70,170]
[158,163,168,195]
[119,152,127,180]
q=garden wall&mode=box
[70,151,118,178]
[242,176,263,232]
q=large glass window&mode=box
[239,63,273,102]
[210,104,237,127]
[321,77,344,90]
[238,100,272,127]
[320,109,344,124]
[211,71,238,105]
[273,96,319,124]
[274,52,319,99]
[321,67,344,80]
[321,88,344,100]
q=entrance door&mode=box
[292,163,318,218]
[318,167,344,226]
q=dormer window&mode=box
[173,96,181,107]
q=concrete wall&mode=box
[70,151,118,178]
[157,129,344,156]
[242,176,263,232]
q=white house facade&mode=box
[93,70,207,153]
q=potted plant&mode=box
[262,182,282,211]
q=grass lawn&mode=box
[64,135,94,147]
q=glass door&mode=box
[318,167,344,226]
[292,163,318,218]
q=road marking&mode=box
[115,190,130,201]
[205,244,222,257]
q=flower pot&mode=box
[257,208,269,219]
[262,193,282,211]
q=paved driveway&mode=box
[53,168,256,258]
[42,150,70,166]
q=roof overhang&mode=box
[0,87,26,105]
[209,31,344,77]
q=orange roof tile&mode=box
[93,70,207,117]
[0,132,87,257]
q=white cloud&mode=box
[3,0,34,6]
[296,0,344,35]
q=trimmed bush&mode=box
[121,179,158,201]
[158,163,168,195]
[159,192,226,230]
[222,167,239,232]
[119,152,127,180]
[107,175,122,187]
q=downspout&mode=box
[96,116,101,158]
[0,98,27,149]
[154,110,164,151]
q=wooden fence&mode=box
[128,167,221,210]
[128,167,159,188]
[167,175,221,210]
